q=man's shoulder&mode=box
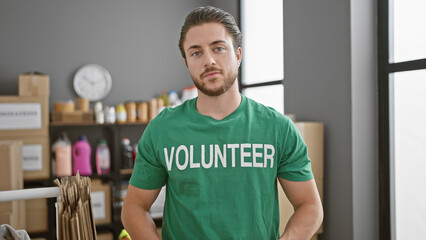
[149,99,193,124]
[244,96,289,123]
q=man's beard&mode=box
[191,66,238,97]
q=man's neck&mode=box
[196,82,241,120]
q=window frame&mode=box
[237,1,285,114]
[378,0,426,239]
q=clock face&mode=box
[73,64,112,101]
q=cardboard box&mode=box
[19,73,50,97]
[0,141,26,229]
[51,111,94,123]
[0,135,50,181]
[279,122,324,235]
[295,122,324,178]
[0,200,26,230]
[25,198,48,233]
[97,232,114,240]
[0,141,23,190]
[0,96,49,137]
[91,180,112,225]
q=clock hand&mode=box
[83,76,96,86]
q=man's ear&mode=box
[236,47,242,67]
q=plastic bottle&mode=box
[181,86,198,102]
[72,135,92,176]
[168,90,182,108]
[94,101,105,124]
[96,139,110,175]
[121,138,133,169]
[52,132,72,177]
[132,143,138,167]
[104,106,116,124]
[157,98,165,114]
[159,90,169,107]
[116,104,127,123]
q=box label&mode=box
[22,144,43,171]
[91,191,106,220]
[0,103,42,130]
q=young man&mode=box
[122,6,323,240]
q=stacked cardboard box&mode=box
[0,73,50,180]
[278,122,324,239]
[25,196,48,233]
[0,141,26,229]
[0,73,50,233]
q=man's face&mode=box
[183,23,242,97]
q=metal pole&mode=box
[0,187,61,202]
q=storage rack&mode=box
[46,122,153,239]
[0,187,61,239]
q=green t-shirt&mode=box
[130,94,313,240]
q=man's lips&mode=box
[203,71,221,78]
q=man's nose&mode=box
[203,51,216,67]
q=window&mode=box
[378,0,426,239]
[239,0,284,114]
[391,70,426,239]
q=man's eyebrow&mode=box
[187,45,201,52]
[186,40,228,52]
[210,40,227,46]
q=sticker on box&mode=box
[91,191,106,220]
[22,144,43,171]
[0,103,42,130]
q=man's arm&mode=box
[121,184,162,240]
[278,177,323,240]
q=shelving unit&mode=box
[33,122,149,239]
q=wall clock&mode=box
[73,64,112,101]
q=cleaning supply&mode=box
[181,85,198,102]
[94,101,105,124]
[96,139,110,175]
[116,103,127,123]
[105,106,116,124]
[72,135,92,176]
[121,138,133,169]
[133,143,138,167]
[168,90,182,108]
[52,132,72,177]
[159,89,169,107]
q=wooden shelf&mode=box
[50,121,148,126]
[47,120,146,239]
[119,169,133,175]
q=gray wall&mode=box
[283,0,353,238]
[0,0,378,239]
[283,0,378,239]
[0,0,211,108]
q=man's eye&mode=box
[191,51,201,57]
[215,47,225,52]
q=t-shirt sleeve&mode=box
[277,119,314,181]
[129,123,167,189]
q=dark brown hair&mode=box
[179,6,242,59]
